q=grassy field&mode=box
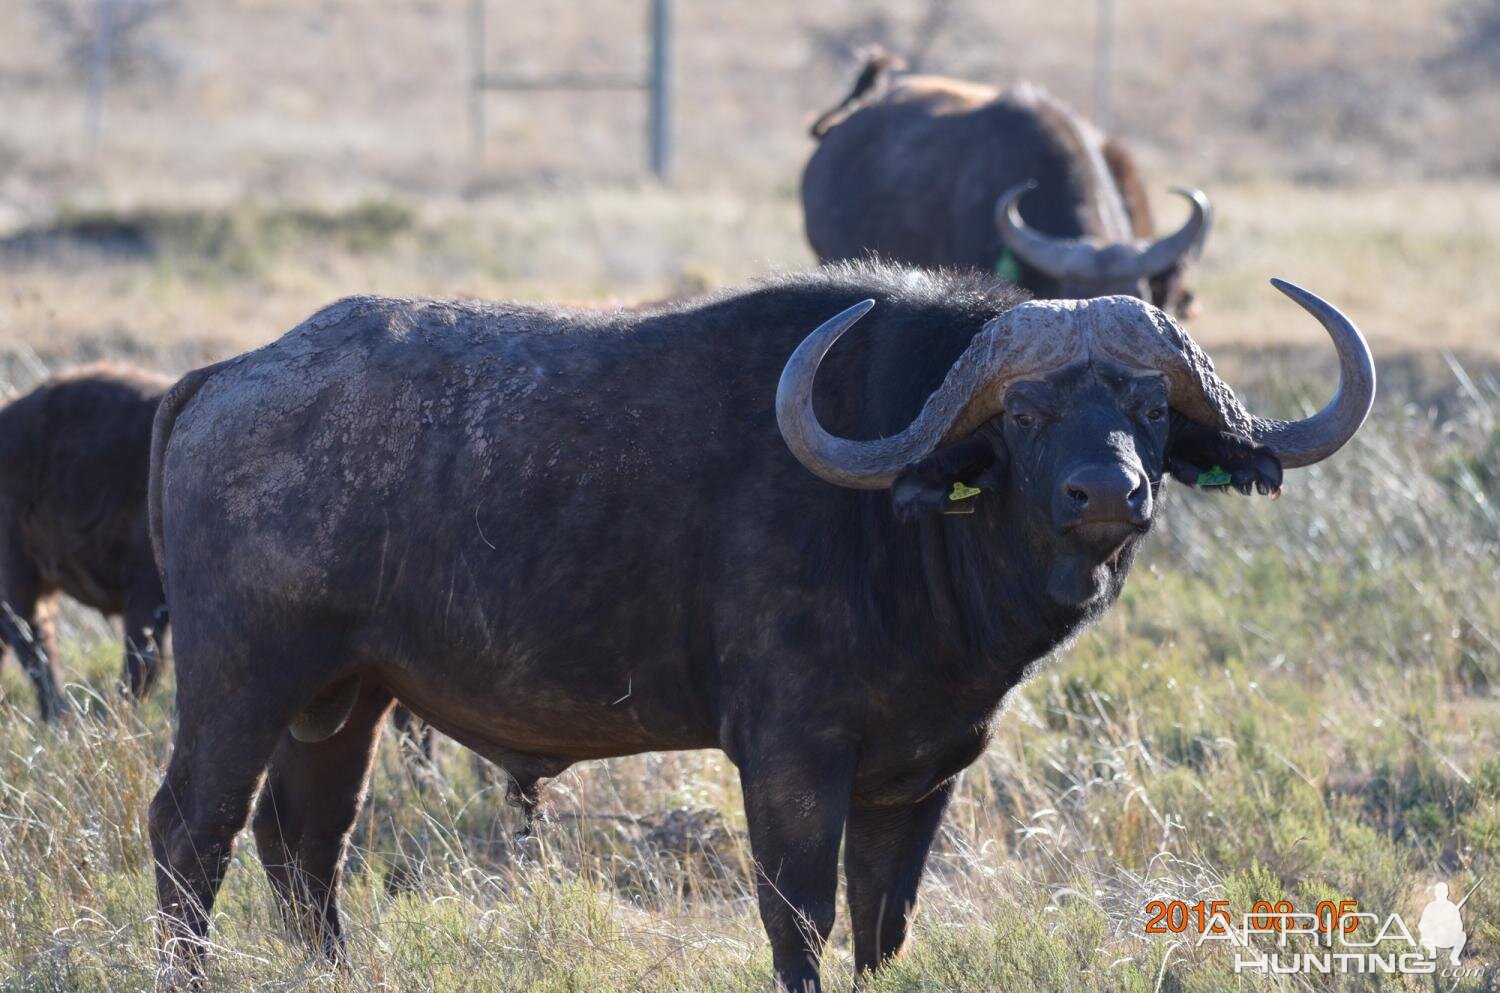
[2,179,1498,379]
[2,0,1500,990]
[0,347,1497,991]
[1,190,1498,989]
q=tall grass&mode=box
[0,360,1496,992]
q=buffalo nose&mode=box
[1059,464,1149,526]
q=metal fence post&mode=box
[470,0,487,159]
[1093,0,1115,131]
[85,0,114,149]
[469,0,673,177]
[648,0,672,179]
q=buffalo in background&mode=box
[803,51,1210,316]
[146,263,1371,991]
[0,363,433,762]
[0,364,171,719]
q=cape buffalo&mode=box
[803,54,1209,316]
[147,263,1372,991]
[0,365,434,757]
[0,363,172,718]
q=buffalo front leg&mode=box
[739,744,856,993]
[121,570,168,700]
[253,681,394,959]
[844,780,955,977]
[0,538,63,721]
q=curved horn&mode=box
[1175,186,1213,260]
[775,300,920,489]
[1247,279,1375,468]
[777,298,1091,489]
[1135,187,1211,276]
[995,181,1087,279]
[776,281,1372,491]
[1121,279,1375,468]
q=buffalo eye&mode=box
[1014,412,1037,428]
[1146,406,1166,422]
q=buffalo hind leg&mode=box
[149,720,284,973]
[0,537,64,721]
[844,781,955,979]
[253,681,394,959]
[121,569,168,700]
[739,741,856,993]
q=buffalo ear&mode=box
[1166,417,1282,497]
[891,435,1006,521]
[1149,265,1199,320]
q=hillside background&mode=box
[0,0,1497,362]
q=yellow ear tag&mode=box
[949,481,982,502]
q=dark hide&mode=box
[0,364,171,716]
[802,67,1199,315]
[147,263,1276,990]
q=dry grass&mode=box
[1,178,1497,382]
[1,355,1498,990]
[0,0,1495,208]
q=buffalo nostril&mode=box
[1059,464,1148,526]
[1127,479,1149,522]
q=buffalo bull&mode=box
[0,364,172,717]
[803,53,1209,316]
[147,263,1372,991]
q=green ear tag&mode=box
[1196,466,1232,487]
[994,247,1022,284]
[949,481,982,501]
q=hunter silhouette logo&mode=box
[1179,876,1489,976]
[1419,879,1480,965]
